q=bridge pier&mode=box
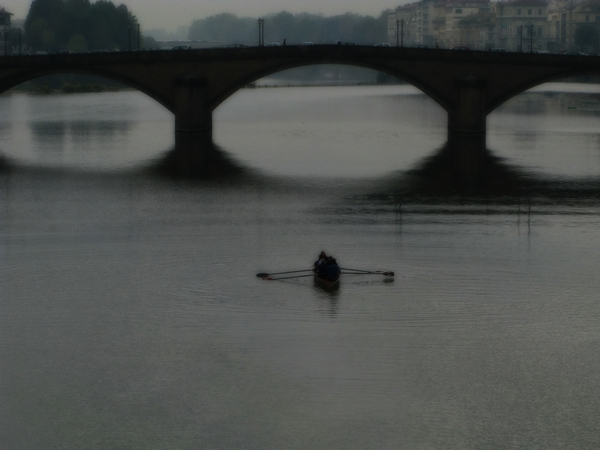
[173,76,214,175]
[174,76,212,147]
[174,75,212,136]
[447,76,487,177]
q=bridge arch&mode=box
[488,68,600,114]
[0,66,175,114]
[206,58,454,115]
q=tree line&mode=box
[188,11,388,45]
[24,0,139,52]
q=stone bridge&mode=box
[1,46,599,173]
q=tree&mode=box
[351,15,386,44]
[574,24,600,51]
[25,0,64,30]
[142,35,160,49]
[66,34,88,52]
[26,17,52,49]
[189,13,248,42]
[24,0,139,51]
[267,11,296,41]
[293,14,325,43]
[187,10,390,45]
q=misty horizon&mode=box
[1,0,398,34]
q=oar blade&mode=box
[256,269,312,278]
[264,274,315,281]
[340,269,395,277]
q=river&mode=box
[1,80,599,449]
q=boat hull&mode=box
[313,273,340,289]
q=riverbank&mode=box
[6,83,128,95]
[5,81,400,95]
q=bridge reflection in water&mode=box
[146,136,600,210]
[152,138,251,180]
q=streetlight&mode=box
[519,25,523,52]
[128,25,131,51]
[18,28,21,54]
[258,18,264,46]
[4,27,9,56]
[137,24,141,49]
[401,19,405,47]
[396,20,399,47]
[530,24,534,53]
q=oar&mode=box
[256,269,313,278]
[340,267,394,276]
[262,273,315,281]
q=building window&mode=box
[586,15,590,22]
[596,15,600,22]
[518,9,522,15]
[456,9,462,14]
[538,27,542,36]
[0,17,5,26]
[528,9,532,15]
[538,9,542,15]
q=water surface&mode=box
[1,83,600,449]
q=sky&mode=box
[2,0,398,32]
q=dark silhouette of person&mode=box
[325,258,341,282]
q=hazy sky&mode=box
[3,0,397,32]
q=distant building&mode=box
[495,0,549,52]
[549,0,600,51]
[416,0,433,45]
[388,3,419,46]
[455,11,496,49]
[445,0,492,48]
[444,0,489,46]
[430,1,447,47]
[0,6,12,27]
[0,6,13,55]
[388,0,562,50]
[388,0,491,48]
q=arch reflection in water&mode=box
[363,143,600,206]
[150,139,255,180]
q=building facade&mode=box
[0,6,13,56]
[549,0,600,51]
[495,0,549,51]
[388,0,564,51]
[456,11,496,49]
[388,3,419,46]
[445,0,491,47]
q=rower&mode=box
[314,251,327,267]
[314,253,328,278]
[325,257,341,282]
